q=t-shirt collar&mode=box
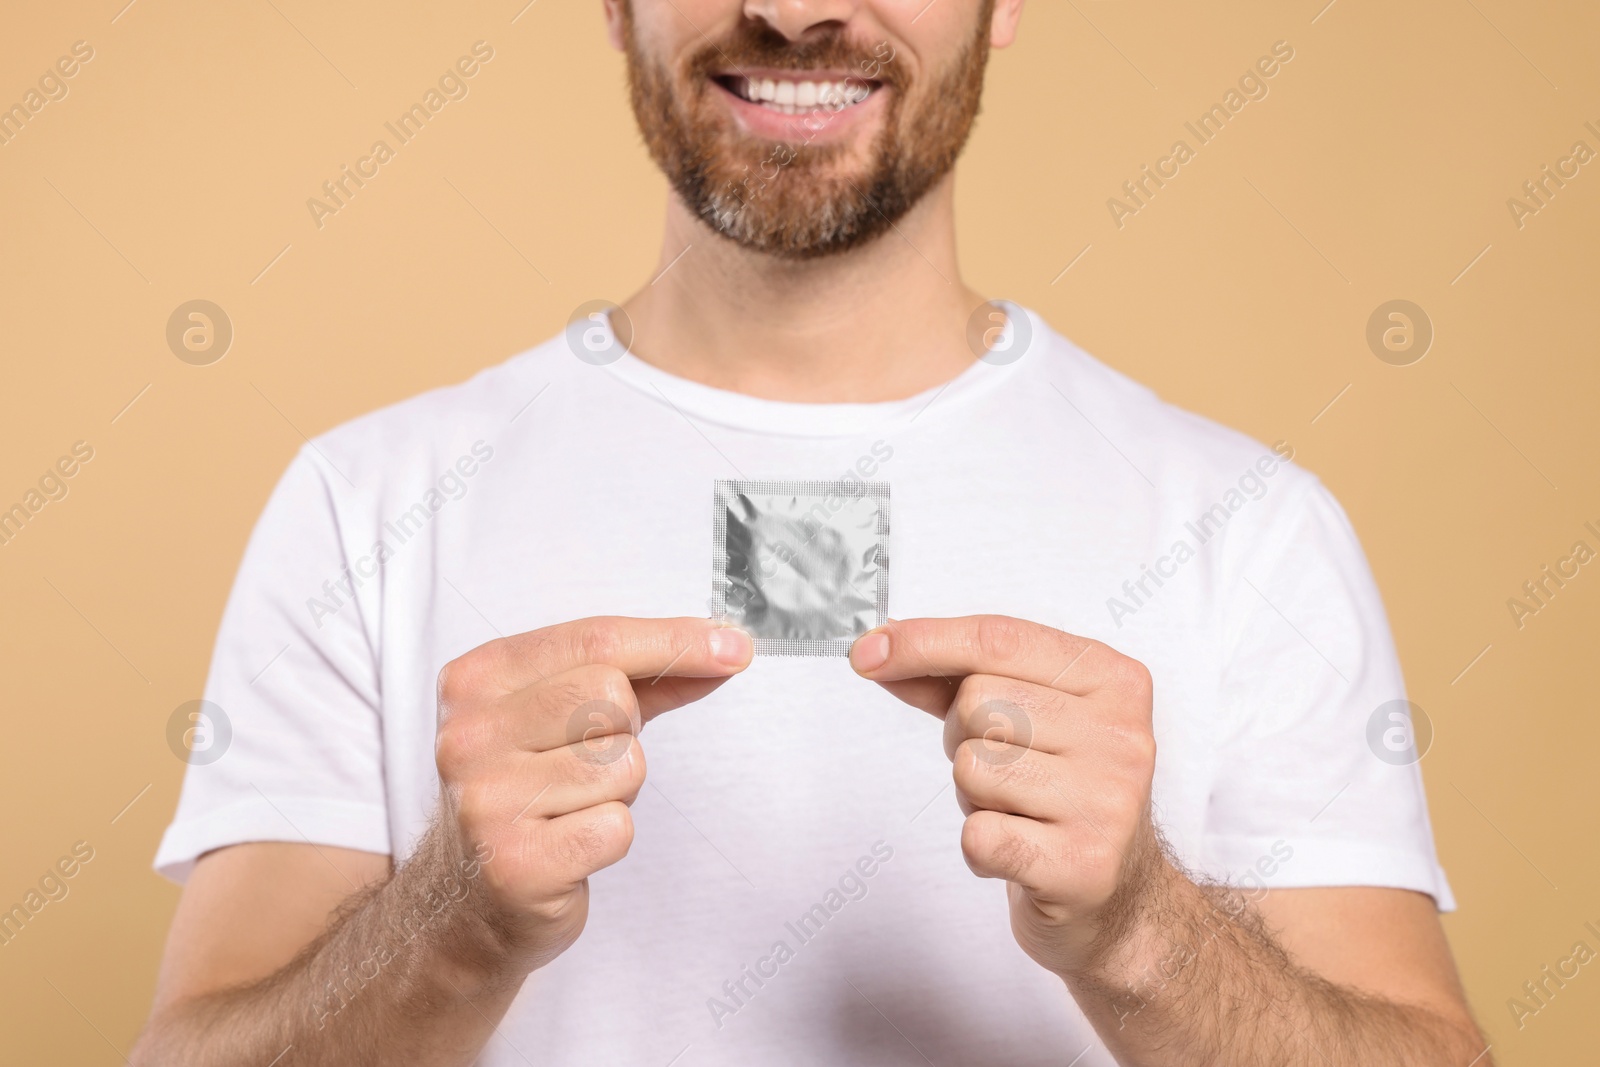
[598,301,1041,438]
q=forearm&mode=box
[134,829,524,1067]
[1064,864,1489,1067]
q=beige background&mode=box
[2,0,1596,1062]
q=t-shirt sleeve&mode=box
[153,446,391,883]
[1199,477,1454,910]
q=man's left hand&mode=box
[850,615,1172,977]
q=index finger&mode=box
[485,616,753,693]
[848,615,1114,695]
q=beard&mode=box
[620,4,994,260]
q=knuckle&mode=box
[454,780,499,833]
[436,656,474,708]
[576,619,623,665]
[952,740,986,789]
[437,646,502,709]
[578,664,639,719]
[959,812,995,867]
[1128,727,1157,771]
[961,812,1035,874]
[1129,660,1154,697]
[955,674,1005,719]
[955,740,1027,793]
[562,742,610,782]
[598,803,635,855]
[559,668,639,753]
[569,723,639,774]
[433,716,478,778]
[975,615,1029,663]
[1109,653,1153,699]
[556,805,632,870]
[1098,717,1156,769]
[956,679,1035,754]
[620,737,648,791]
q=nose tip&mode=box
[743,0,861,41]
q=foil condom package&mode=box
[712,479,890,657]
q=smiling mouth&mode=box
[712,73,879,116]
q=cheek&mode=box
[865,1,967,74]
[633,0,725,59]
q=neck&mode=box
[618,174,986,403]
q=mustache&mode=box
[686,21,903,88]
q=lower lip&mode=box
[711,80,886,144]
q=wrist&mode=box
[1062,860,1267,1036]
[1059,824,1188,984]
[393,824,530,997]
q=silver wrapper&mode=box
[712,479,890,657]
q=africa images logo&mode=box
[166,700,232,766]
[706,842,894,1030]
[1105,442,1296,628]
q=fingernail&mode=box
[709,628,752,667]
[851,631,890,673]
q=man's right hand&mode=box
[133,615,751,1067]
[432,616,754,974]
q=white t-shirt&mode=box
[156,305,1453,1066]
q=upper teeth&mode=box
[730,75,873,114]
